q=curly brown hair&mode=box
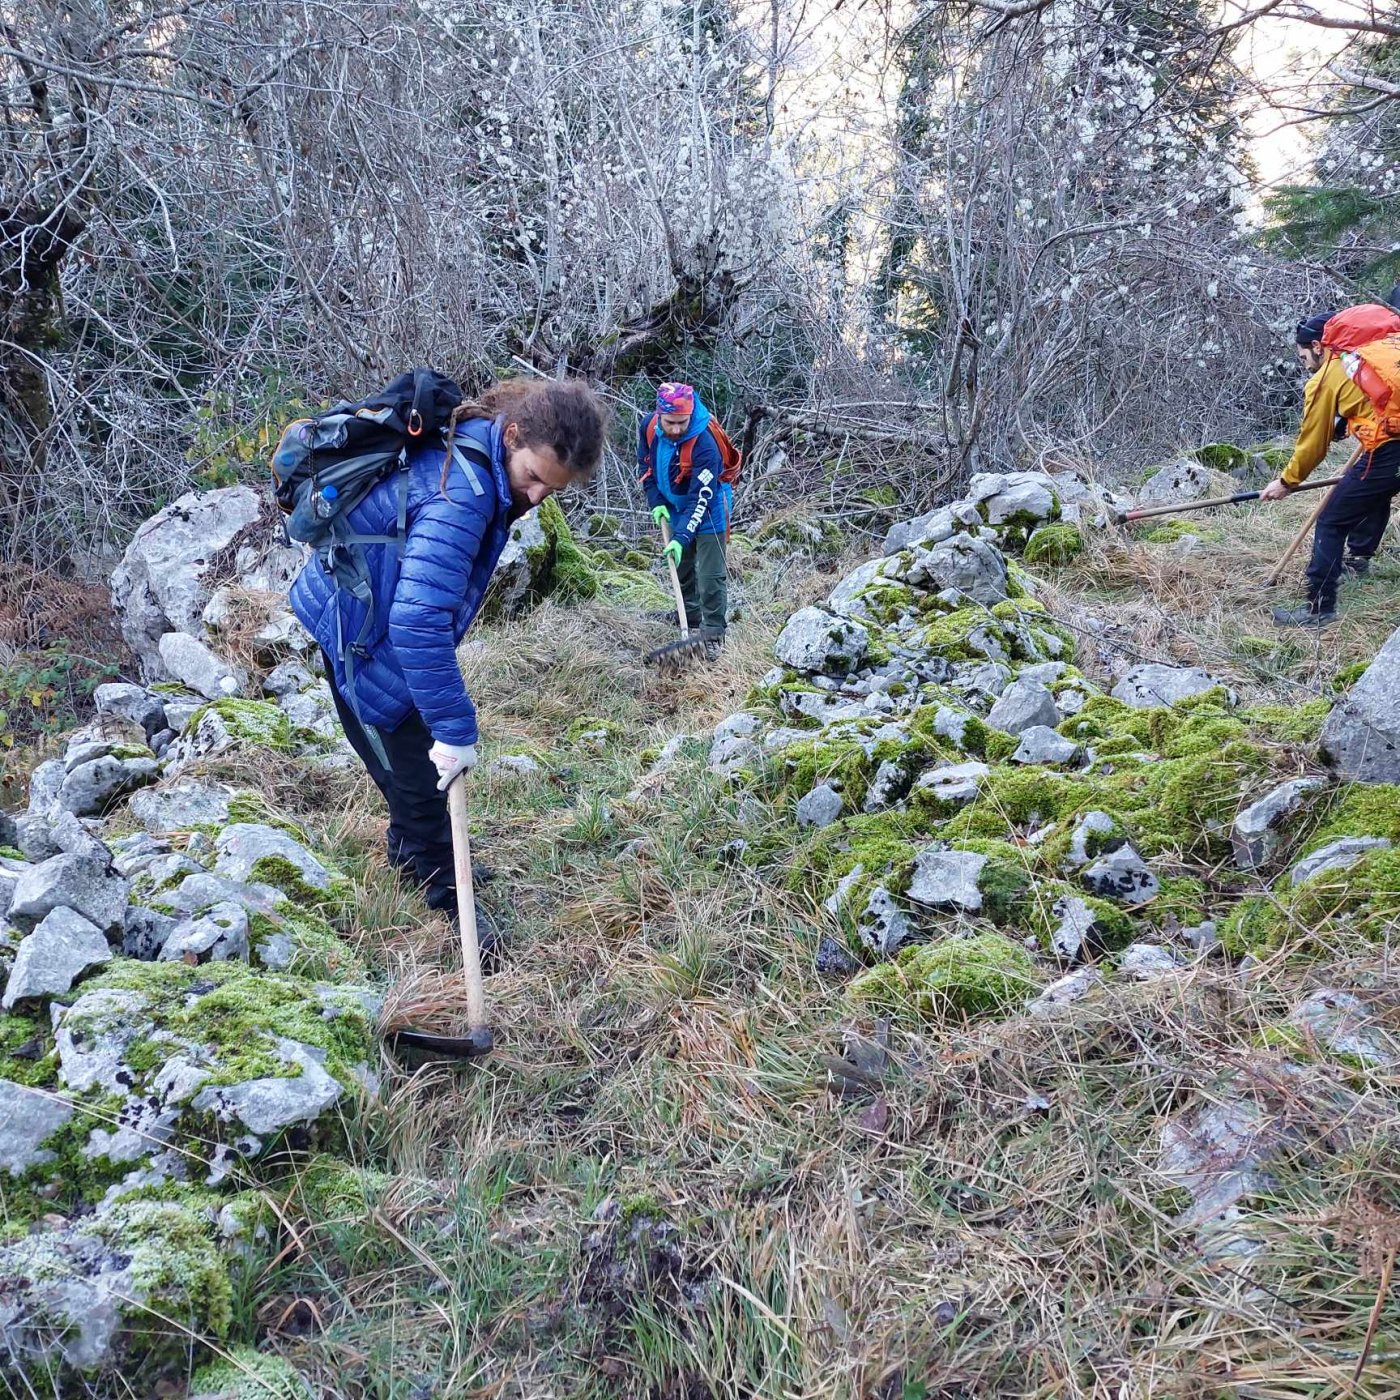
[442,378,607,495]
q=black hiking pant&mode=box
[324,659,455,911]
[677,533,729,636]
[1305,440,1400,611]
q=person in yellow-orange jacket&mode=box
[1262,310,1400,626]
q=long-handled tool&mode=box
[1115,474,1342,525]
[643,517,710,673]
[388,777,493,1059]
[1265,444,1363,587]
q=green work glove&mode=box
[662,539,683,568]
[651,505,671,528]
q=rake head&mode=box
[644,633,712,674]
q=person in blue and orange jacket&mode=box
[636,381,734,656]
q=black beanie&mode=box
[1295,311,1333,346]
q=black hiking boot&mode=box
[1272,602,1337,628]
[1342,555,1371,577]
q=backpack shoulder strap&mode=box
[448,435,493,498]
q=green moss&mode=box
[226,791,308,839]
[587,513,620,539]
[783,810,924,901]
[248,855,350,921]
[1191,442,1248,473]
[295,1155,394,1219]
[0,845,24,862]
[770,736,878,811]
[189,1346,312,1399]
[110,743,156,761]
[1333,660,1369,691]
[1219,848,1400,957]
[248,909,366,982]
[850,932,1037,1022]
[1134,519,1201,545]
[566,715,626,749]
[0,1011,58,1088]
[538,496,600,603]
[84,959,374,1091]
[191,699,295,752]
[1246,443,1292,472]
[1023,523,1084,566]
[1239,699,1332,745]
[1305,784,1400,851]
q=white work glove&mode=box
[429,740,478,791]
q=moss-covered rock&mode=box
[1023,523,1084,567]
[190,1347,313,1400]
[851,931,1038,1022]
[191,698,295,751]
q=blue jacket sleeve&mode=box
[387,495,485,746]
[637,420,662,511]
[669,429,723,548]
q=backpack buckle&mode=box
[349,643,372,660]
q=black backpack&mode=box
[269,368,491,753]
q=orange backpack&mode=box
[645,414,743,485]
[1321,304,1400,452]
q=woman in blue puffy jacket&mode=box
[290,378,606,924]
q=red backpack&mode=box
[644,414,743,486]
[1322,304,1400,452]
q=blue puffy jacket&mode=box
[289,418,511,747]
[636,393,732,546]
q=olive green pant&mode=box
[677,533,728,636]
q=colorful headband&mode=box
[656,382,695,414]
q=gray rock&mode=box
[1112,663,1229,709]
[986,678,1059,735]
[213,823,331,890]
[931,705,973,750]
[263,657,316,698]
[160,902,250,964]
[489,506,556,618]
[251,610,314,659]
[906,848,986,913]
[14,813,60,863]
[796,783,845,829]
[773,606,869,676]
[827,559,887,621]
[1231,777,1325,870]
[192,1037,343,1136]
[147,728,176,758]
[8,854,129,935]
[1082,845,1158,905]
[109,833,170,876]
[121,905,178,961]
[901,534,1008,605]
[1027,966,1102,1017]
[53,987,152,1094]
[814,935,862,977]
[863,759,910,813]
[94,682,167,736]
[129,778,234,833]
[57,754,160,817]
[109,485,262,677]
[485,754,544,778]
[1135,458,1212,509]
[0,1080,74,1174]
[1288,836,1392,887]
[1048,896,1116,963]
[950,661,1012,704]
[884,505,958,556]
[167,871,284,918]
[1319,623,1400,782]
[163,696,204,734]
[157,630,243,700]
[1119,942,1185,980]
[3,908,112,1007]
[1019,661,1070,685]
[1180,920,1219,953]
[25,759,66,819]
[708,734,762,779]
[967,470,1060,525]
[825,870,912,956]
[1064,811,1121,869]
[1011,725,1080,766]
[913,761,989,808]
[714,712,761,741]
[1288,988,1397,1067]
[48,811,111,864]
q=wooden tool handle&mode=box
[659,518,689,638]
[1265,444,1362,587]
[446,777,486,1030]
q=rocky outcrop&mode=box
[1319,622,1400,782]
